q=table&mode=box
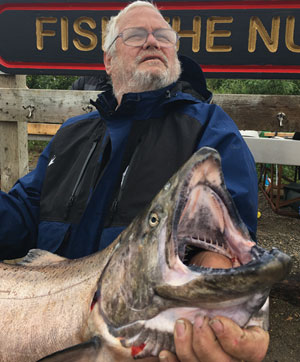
[243,136,300,218]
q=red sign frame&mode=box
[0,0,300,78]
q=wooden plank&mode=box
[213,94,300,132]
[28,124,295,139]
[0,89,300,131]
[27,123,60,136]
[0,75,28,192]
[0,121,28,188]
[0,74,26,88]
[0,89,99,124]
[261,132,295,138]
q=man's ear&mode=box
[104,52,112,75]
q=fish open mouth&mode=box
[157,148,290,302]
[171,151,256,271]
[99,148,291,359]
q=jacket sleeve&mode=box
[195,103,258,241]
[0,143,51,260]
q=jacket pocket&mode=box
[37,221,70,253]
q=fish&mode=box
[0,147,291,362]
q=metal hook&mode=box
[277,112,286,127]
[23,105,35,119]
[82,105,93,113]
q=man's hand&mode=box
[158,316,269,362]
[158,251,269,362]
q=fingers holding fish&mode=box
[211,316,269,362]
[173,316,237,362]
[160,318,199,362]
[158,315,263,362]
[193,315,239,362]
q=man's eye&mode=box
[155,31,173,43]
[156,35,170,43]
[126,34,144,41]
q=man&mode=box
[0,0,268,360]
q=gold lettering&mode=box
[206,16,233,52]
[101,17,109,51]
[248,16,280,53]
[36,17,57,50]
[73,17,97,51]
[172,16,201,52]
[286,16,300,53]
[61,17,68,51]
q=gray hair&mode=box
[103,1,169,55]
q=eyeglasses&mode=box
[108,27,179,50]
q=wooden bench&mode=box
[27,123,60,141]
[1,83,300,220]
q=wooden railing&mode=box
[1,74,300,194]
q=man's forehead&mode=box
[117,6,168,30]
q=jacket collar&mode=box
[90,55,212,118]
[178,55,212,103]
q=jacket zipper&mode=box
[109,143,141,222]
[110,165,129,215]
[92,137,111,190]
[64,140,98,219]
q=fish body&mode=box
[0,147,291,361]
[0,249,109,361]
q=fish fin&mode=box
[16,249,67,266]
[37,336,102,362]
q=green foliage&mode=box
[26,74,300,95]
[26,75,78,89]
[207,79,300,95]
[282,165,298,181]
[257,164,298,184]
[28,140,49,152]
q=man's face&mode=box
[104,6,181,102]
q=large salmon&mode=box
[0,147,291,361]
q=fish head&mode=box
[97,147,292,358]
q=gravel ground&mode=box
[257,191,300,362]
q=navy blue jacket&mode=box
[0,57,257,260]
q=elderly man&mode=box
[0,0,268,360]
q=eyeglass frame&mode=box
[107,27,180,51]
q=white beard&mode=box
[110,51,181,102]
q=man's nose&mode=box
[143,33,160,49]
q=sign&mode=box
[0,0,300,78]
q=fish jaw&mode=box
[97,147,291,359]
[155,246,289,321]
[155,148,291,321]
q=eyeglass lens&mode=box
[121,28,177,47]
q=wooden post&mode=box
[0,73,28,192]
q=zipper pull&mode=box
[111,198,118,214]
[106,165,130,226]
[120,166,129,190]
[64,194,76,219]
[64,140,98,221]
[67,194,76,209]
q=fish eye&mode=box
[149,212,160,227]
